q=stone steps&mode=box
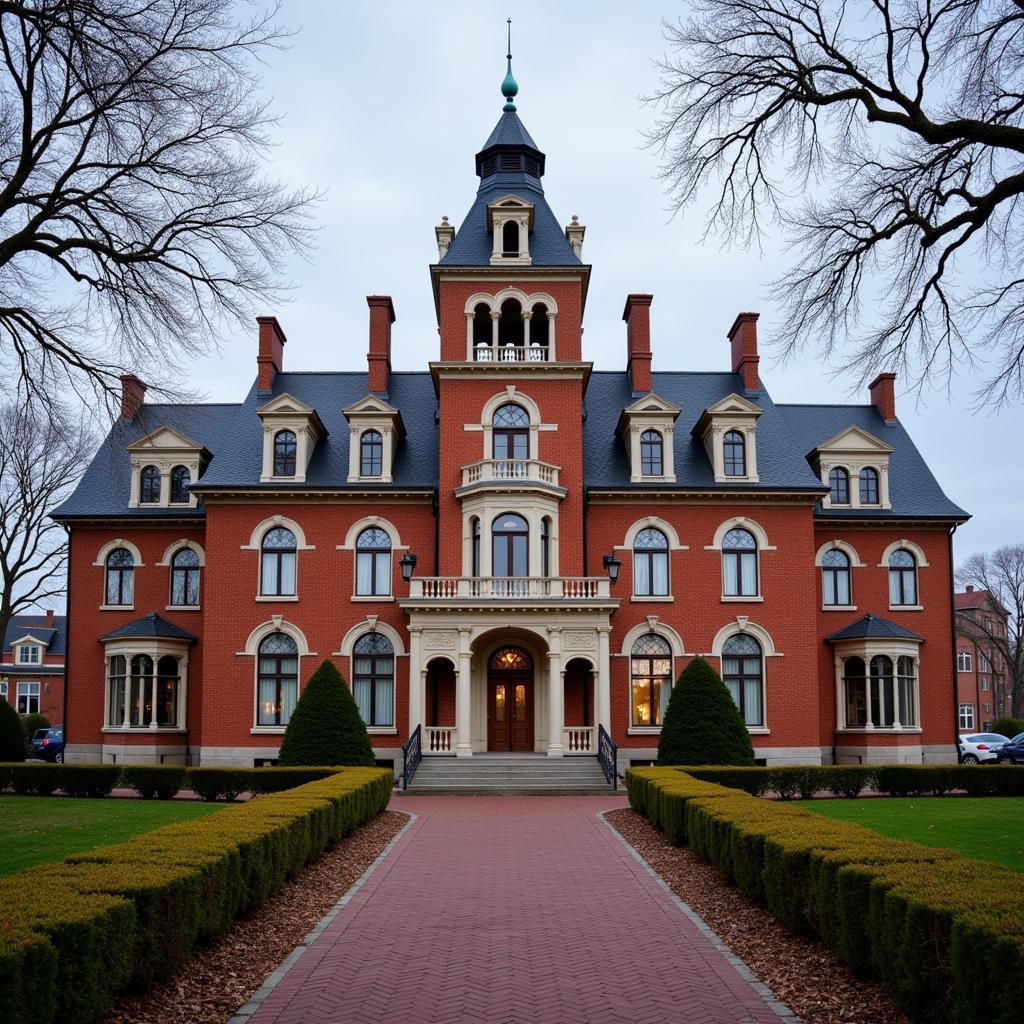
[403,754,615,795]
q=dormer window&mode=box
[344,394,404,483]
[140,465,161,503]
[360,430,383,477]
[17,644,41,665]
[860,467,880,504]
[170,465,191,503]
[273,430,297,476]
[640,431,663,476]
[810,426,893,510]
[257,394,326,484]
[724,431,746,477]
[617,394,680,483]
[502,221,519,257]
[829,467,850,505]
[127,426,208,509]
[693,394,762,484]
[487,196,533,266]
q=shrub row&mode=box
[627,768,1024,1023]
[0,767,392,1024]
[0,763,346,801]
[678,763,1024,799]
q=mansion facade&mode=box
[56,85,968,769]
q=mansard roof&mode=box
[101,612,197,642]
[3,616,67,657]
[826,614,924,642]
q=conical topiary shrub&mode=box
[657,656,755,766]
[278,659,375,767]
[0,699,27,762]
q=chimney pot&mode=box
[727,312,760,392]
[623,294,653,394]
[367,295,395,394]
[119,374,147,420]
[256,316,287,393]
[869,372,897,422]
[966,585,974,593]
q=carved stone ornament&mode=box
[425,631,457,650]
[563,631,595,651]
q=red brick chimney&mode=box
[119,374,147,420]
[367,295,395,395]
[869,372,897,422]
[45,609,54,627]
[256,316,287,393]
[727,312,760,392]
[623,294,653,394]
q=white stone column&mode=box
[547,627,564,757]
[408,627,423,737]
[456,627,473,757]
[597,626,612,733]
[149,662,159,730]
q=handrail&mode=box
[401,724,422,790]
[597,724,618,790]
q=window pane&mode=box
[635,554,650,596]
[889,569,901,605]
[740,552,757,595]
[375,552,391,593]
[511,535,528,576]
[280,679,297,724]
[354,678,371,722]
[262,553,278,595]
[823,572,837,605]
[743,679,762,725]
[258,677,278,725]
[631,677,653,726]
[375,678,394,726]
[279,552,296,595]
[723,554,739,595]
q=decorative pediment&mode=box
[487,196,534,266]
[256,392,325,429]
[811,425,894,457]
[11,634,49,649]
[256,392,326,484]
[344,394,403,483]
[127,425,207,456]
[126,425,208,508]
[809,425,893,510]
[616,393,679,483]
[692,393,763,484]
[486,195,535,230]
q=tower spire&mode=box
[501,18,518,112]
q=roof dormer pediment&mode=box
[487,195,535,230]
[343,394,400,418]
[256,392,316,418]
[811,425,894,457]
[126,425,207,455]
[704,393,764,417]
[11,633,50,649]
[615,392,681,437]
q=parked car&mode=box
[957,733,1008,764]
[30,727,64,763]
[991,732,1024,764]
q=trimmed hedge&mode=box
[121,766,188,800]
[0,766,392,1024]
[627,767,1024,1024]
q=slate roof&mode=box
[2,615,67,657]
[826,614,924,642]
[100,613,197,642]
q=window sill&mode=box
[99,604,134,612]
[166,605,201,612]
[746,727,770,735]
[721,595,763,603]
[366,727,398,735]
[889,604,924,611]
[822,605,857,612]
[630,595,673,603]
[255,595,299,602]
[351,595,394,603]
[627,727,662,735]
[836,727,923,734]
[251,726,285,735]
[102,727,187,734]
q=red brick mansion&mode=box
[55,78,968,770]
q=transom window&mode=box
[16,681,40,715]
[630,634,672,727]
[257,632,299,726]
[356,527,392,596]
[888,549,918,606]
[140,465,161,503]
[640,430,663,476]
[105,548,135,606]
[859,467,880,504]
[170,465,191,503]
[492,404,530,460]
[829,467,850,504]
[959,703,975,730]
[273,430,297,476]
[821,549,852,606]
[490,646,532,671]
[633,527,669,597]
[353,633,394,727]
[170,548,201,606]
[17,644,41,665]
[493,513,528,578]
[722,528,758,597]
[360,430,383,477]
[260,527,297,597]
[722,633,764,726]
[723,431,746,477]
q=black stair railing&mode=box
[597,724,618,790]
[402,724,422,790]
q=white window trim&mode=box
[101,639,189,732]
[237,619,315,731]
[16,644,41,665]
[464,288,558,361]
[93,538,145,567]
[706,625,775,731]
[157,539,206,567]
[832,638,922,732]
[16,680,40,714]
[877,539,930,568]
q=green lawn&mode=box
[797,796,1024,873]
[0,795,225,876]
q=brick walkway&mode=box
[241,796,792,1024]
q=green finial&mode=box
[502,17,518,111]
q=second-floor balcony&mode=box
[407,576,612,601]
[461,458,560,489]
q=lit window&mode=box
[353,633,394,727]
[140,465,161,503]
[722,634,764,726]
[273,430,297,476]
[170,466,191,503]
[829,467,850,504]
[722,528,757,597]
[630,635,672,727]
[170,548,201,606]
[633,528,669,597]
[105,548,135,606]
[888,549,918,606]
[260,527,297,597]
[640,430,663,476]
[821,549,852,606]
[355,527,391,596]
[723,431,746,476]
[360,430,383,476]
[257,632,299,726]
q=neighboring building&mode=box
[955,586,1012,732]
[54,66,968,769]
[1,611,66,723]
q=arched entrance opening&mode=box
[487,645,534,751]
[425,656,456,752]
[563,657,595,752]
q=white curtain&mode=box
[652,553,669,595]
[375,552,391,593]
[353,674,371,722]
[723,555,739,595]
[743,680,762,726]
[261,554,278,595]
[375,678,393,727]
[279,553,296,595]
[356,553,373,595]
[634,556,650,595]
[280,674,298,724]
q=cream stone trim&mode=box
[101,637,191,731]
[707,516,775,550]
[338,516,406,551]
[709,617,780,658]
[878,539,929,568]
[93,538,144,567]
[464,288,558,360]
[335,618,407,659]
[814,539,866,567]
[693,394,763,484]
[618,516,687,551]
[238,618,313,657]
[460,494,561,578]
[157,539,206,567]
[831,636,922,731]
[618,617,685,658]
[475,386,550,462]
[241,515,315,551]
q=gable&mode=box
[256,392,317,417]
[813,424,894,455]
[126,425,205,453]
[704,393,763,417]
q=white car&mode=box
[957,733,1007,764]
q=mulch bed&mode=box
[605,808,909,1024]
[105,809,409,1024]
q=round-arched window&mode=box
[170,465,191,503]
[353,633,394,727]
[257,632,299,726]
[630,634,672,727]
[492,403,529,461]
[261,527,297,596]
[356,527,392,596]
[722,528,758,597]
[140,465,161,503]
[722,633,763,726]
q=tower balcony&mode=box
[406,576,611,602]
[473,343,549,363]
[461,457,560,489]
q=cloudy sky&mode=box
[182,0,1021,563]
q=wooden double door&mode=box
[487,674,534,751]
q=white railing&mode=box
[563,726,596,753]
[474,344,549,363]
[424,726,456,754]
[409,576,611,600]
[461,458,560,488]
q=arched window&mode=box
[722,633,764,726]
[356,527,392,596]
[473,303,493,360]
[724,431,746,477]
[633,527,669,597]
[360,430,383,477]
[273,430,297,476]
[105,548,135,606]
[129,654,154,726]
[260,527,297,597]
[156,655,180,726]
[140,465,161,504]
[722,528,757,597]
[353,633,394,727]
[821,548,851,606]
[493,513,528,579]
[870,655,895,727]
[888,549,918,605]
[502,220,519,257]
[859,467,880,505]
[540,516,551,577]
[498,298,523,354]
[842,656,867,727]
[257,632,299,726]
[170,548,201,606]
[170,466,191,503]
[108,655,127,726]
[490,646,532,671]
[471,516,481,577]
[529,302,548,354]
[630,635,672,727]
[640,430,663,476]
[829,467,850,504]
[492,403,530,461]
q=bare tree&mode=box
[0,400,93,647]
[0,0,316,414]
[647,0,1024,406]
[957,545,1024,717]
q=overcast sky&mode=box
[181,0,1021,564]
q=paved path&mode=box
[243,796,791,1024]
